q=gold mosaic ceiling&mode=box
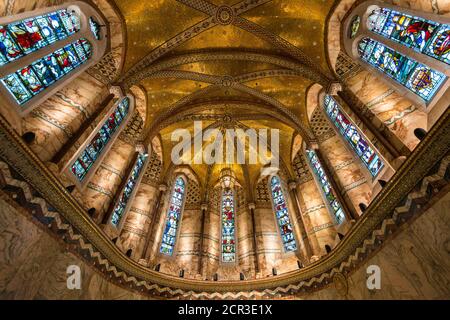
[113,0,337,185]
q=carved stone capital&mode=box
[159,184,167,192]
[326,82,342,96]
[288,181,297,191]
[248,202,256,210]
[201,203,208,211]
[109,85,125,98]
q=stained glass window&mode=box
[160,177,186,256]
[111,153,147,227]
[89,17,101,40]
[358,37,446,102]
[0,9,80,66]
[221,188,236,263]
[324,95,384,177]
[70,97,130,182]
[270,176,297,252]
[367,7,450,65]
[306,150,345,224]
[1,38,92,105]
[350,16,361,38]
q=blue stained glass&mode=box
[43,53,64,80]
[17,65,44,95]
[0,73,32,104]
[7,19,47,54]
[1,38,92,105]
[58,9,79,35]
[63,43,81,67]
[160,177,186,256]
[368,7,450,66]
[306,150,345,224]
[425,26,450,64]
[54,47,73,73]
[111,153,147,226]
[35,15,58,44]
[270,176,297,252]
[70,97,130,182]
[358,37,446,102]
[0,9,80,68]
[32,58,56,86]
[221,188,236,262]
[0,26,23,64]
[73,40,87,62]
[89,17,101,40]
[324,95,384,177]
[79,38,92,58]
[46,12,68,40]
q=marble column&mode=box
[139,183,167,262]
[247,202,260,274]
[288,181,313,261]
[50,93,115,165]
[314,147,358,222]
[197,203,208,275]
[100,151,139,225]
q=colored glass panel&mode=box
[358,37,446,102]
[0,9,80,66]
[111,153,147,226]
[70,97,130,182]
[324,95,384,177]
[89,17,101,40]
[306,150,345,224]
[1,38,92,105]
[0,73,32,104]
[0,26,23,64]
[160,177,186,256]
[221,188,236,263]
[368,7,450,66]
[270,176,297,252]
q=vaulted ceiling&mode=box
[112,0,338,188]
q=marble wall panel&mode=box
[321,135,372,213]
[303,189,450,300]
[296,179,337,256]
[345,66,425,151]
[78,139,135,221]
[22,72,108,162]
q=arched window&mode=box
[221,188,236,263]
[306,150,345,224]
[111,153,148,227]
[367,7,450,65]
[70,97,130,182]
[0,9,81,66]
[358,37,446,102]
[160,177,186,256]
[270,176,297,252]
[323,95,384,177]
[1,38,92,105]
[0,3,107,114]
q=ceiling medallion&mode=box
[221,75,234,87]
[215,6,235,25]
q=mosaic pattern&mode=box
[1,39,92,105]
[306,150,345,224]
[221,188,236,263]
[70,97,130,182]
[324,95,384,177]
[358,37,446,102]
[160,177,186,256]
[270,176,297,252]
[111,153,147,226]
